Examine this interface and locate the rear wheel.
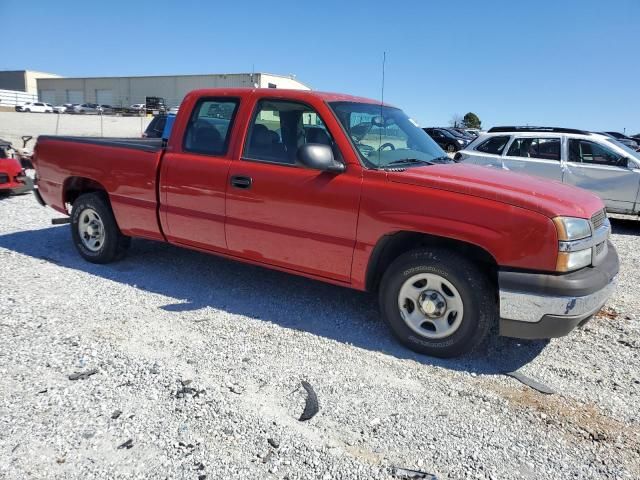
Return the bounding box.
[379,248,495,357]
[71,192,130,263]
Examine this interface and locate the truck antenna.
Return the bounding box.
[377,51,386,168]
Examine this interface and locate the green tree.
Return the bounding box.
[463,112,481,129]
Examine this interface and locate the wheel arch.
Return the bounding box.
[365,230,498,292]
[63,176,109,212]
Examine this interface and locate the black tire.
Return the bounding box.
[446,143,456,153]
[71,192,130,263]
[379,248,496,358]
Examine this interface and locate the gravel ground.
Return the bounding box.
[0,193,638,480]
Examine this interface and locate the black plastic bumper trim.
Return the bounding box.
[498,242,619,298]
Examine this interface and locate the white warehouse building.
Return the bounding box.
[36,72,311,107]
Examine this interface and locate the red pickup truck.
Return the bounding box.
[32,88,618,357]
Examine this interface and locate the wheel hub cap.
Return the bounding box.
[77,208,105,252]
[397,272,464,340]
[419,290,447,318]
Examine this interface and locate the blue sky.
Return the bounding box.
[2,0,639,133]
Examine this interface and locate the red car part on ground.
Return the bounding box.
[0,156,24,192]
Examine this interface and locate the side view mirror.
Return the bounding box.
[297,144,345,173]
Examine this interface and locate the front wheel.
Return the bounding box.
[446,143,456,153]
[379,248,495,358]
[71,192,130,263]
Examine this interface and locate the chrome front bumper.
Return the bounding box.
[498,242,619,339]
[500,274,617,323]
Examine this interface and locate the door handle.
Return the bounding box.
[230,175,252,189]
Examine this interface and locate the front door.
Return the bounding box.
[563,138,640,213]
[225,98,361,282]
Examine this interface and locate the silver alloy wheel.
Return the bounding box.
[77,208,105,252]
[397,273,464,339]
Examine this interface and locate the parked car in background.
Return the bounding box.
[129,104,146,114]
[142,114,168,138]
[444,128,475,141]
[600,131,639,150]
[15,102,54,113]
[450,128,476,139]
[32,88,618,358]
[423,127,471,152]
[464,128,480,137]
[457,126,640,214]
[63,103,79,113]
[0,138,26,194]
[99,105,114,114]
[73,103,102,114]
[53,105,67,114]
[145,96,166,114]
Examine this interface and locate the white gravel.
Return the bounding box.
[0,193,638,479]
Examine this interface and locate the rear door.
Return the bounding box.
[159,96,241,250]
[500,136,562,180]
[225,97,362,282]
[563,138,640,213]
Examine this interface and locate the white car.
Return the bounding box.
[129,104,146,113]
[457,126,640,214]
[15,102,54,113]
[52,105,67,114]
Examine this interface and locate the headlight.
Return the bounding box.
[457,139,465,144]
[556,248,592,272]
[553,217,591,241]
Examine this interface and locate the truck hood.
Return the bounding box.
[387,163,603,218]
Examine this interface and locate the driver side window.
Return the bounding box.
[244,99,336,165]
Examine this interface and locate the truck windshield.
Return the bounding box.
[329,102,449,168]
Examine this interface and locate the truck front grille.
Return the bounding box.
[591,209,606,230]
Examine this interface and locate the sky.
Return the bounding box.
[2,0,639,134]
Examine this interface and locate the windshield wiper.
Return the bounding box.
[431,155,452,163]
[384,158,435,167]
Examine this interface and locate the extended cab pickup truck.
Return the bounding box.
[32,88,619,358]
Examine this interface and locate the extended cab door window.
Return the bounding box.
[183,98,240,156]
[243,99,339,165]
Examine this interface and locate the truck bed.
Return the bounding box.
[34,135,165,241]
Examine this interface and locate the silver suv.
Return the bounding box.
[456,127,640,215]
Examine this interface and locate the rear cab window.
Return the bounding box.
[474,135,511,155]
[183,98,240,156]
